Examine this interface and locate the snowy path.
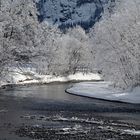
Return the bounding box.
[66,82,140,104]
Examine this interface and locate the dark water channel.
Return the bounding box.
[0,83,140,140]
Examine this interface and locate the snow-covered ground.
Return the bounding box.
[66,82,140,104]
[0,68,101,88]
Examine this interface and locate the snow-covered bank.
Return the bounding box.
[66,82,140,104]
[0,69,101,88]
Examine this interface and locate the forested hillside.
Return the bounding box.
[36,0,116,30]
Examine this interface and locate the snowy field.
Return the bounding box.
[66,82,140,104]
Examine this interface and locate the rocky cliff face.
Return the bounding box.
[36,0,116,30]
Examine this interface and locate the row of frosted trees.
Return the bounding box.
[0,0,93,79]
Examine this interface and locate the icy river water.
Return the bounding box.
[0,83,140,140]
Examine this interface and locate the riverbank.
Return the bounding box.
[0,69,101,89]
[66,82,140,104]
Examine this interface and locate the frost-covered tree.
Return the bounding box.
[65,26,92,74]
[33,22,62,75]
[0,0,40,73]
[50,26,92,75]
[90,0,140,89]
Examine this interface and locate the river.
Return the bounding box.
[0,83,140,140]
